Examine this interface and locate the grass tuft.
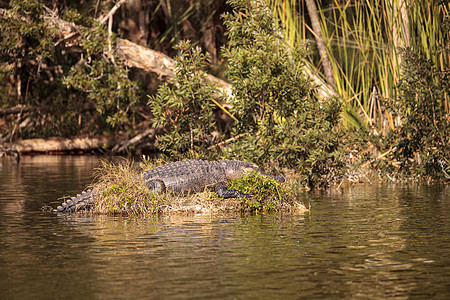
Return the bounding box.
[92,159,163,215]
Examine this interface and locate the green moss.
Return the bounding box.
[228,171,296,213]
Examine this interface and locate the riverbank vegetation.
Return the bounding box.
[1,0,449,188]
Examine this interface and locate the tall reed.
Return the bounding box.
[267,0,449,133]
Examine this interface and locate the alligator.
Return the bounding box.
[54,159,285,213]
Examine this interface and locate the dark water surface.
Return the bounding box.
[0,155,449,299]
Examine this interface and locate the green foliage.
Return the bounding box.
[148,40,222,158]
[0,0,141,138]
[0,0,54,64]
[385,48,449,179]
[228,171,295,213]
[147,0,347,186]
[221,0,345,187]
[0,0,56,111]
[63,22,140,128]
[0,0,78,138]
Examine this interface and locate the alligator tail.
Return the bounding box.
[54,189,96,213]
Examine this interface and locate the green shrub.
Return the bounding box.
[228,171,296,213]
[63,22,140,129]
[221,0,346,187]
[0,0,54,65]
[148,40,223,158]
[0,0,141,135]
[385,47,449,179]
[147,0,349,187]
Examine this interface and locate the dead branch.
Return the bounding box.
[2,6,334,101]
[2,136,118,153]
[112,126,164,153]
[98,0,128,24]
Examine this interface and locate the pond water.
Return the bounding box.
[0,155,449,299]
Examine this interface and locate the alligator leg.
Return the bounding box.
[54,189,95,213]
[145,179,166,192]
[214,181,251,199]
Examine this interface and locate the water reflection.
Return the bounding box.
[48,214,308,299]
[0,156,449,299]
[304,184,450,298]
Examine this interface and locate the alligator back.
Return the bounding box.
[141,159,260,193]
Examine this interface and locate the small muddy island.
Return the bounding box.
[53,158,306,216]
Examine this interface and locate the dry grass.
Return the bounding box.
[86,158,308,216]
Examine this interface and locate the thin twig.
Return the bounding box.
[207,133,248,150]
[98,0,128,24]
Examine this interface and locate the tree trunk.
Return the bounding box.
[304,0,336,88]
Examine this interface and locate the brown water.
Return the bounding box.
[0,155,449,299]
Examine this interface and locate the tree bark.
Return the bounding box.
[304,0,336,88]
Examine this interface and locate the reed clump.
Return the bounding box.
[88,159,307,216]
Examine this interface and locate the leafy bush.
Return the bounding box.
[228,171,298,213]
[0,0,140,137]
[63,22,140,129]
[148,40,223,158]
[221,0,345,187]
[0,0,55,111]
[385,47,449,179]
[0,0,54,66]
[147,0,348,186]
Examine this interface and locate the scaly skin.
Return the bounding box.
[54,159,284,213]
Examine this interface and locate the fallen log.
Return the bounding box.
[0,4,337,154]
[111,126,163,153]
[0,105,35,117]
[40,6,331,99]
[1,4,334,107]
[1,126,165,154]
[2,136,118,154]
